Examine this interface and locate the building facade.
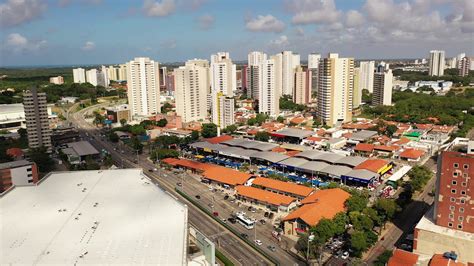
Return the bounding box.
[258,58,279,116]
[308,53,320,95]
[49,76,64,85]
[429,50,445,76]
[0,160,39,193]
[246,51,267,100]
[72,68,86,83]
[352,67,361,109]
[174,59,209,123]
[359,61,375,93]
[23,88,52,152]
[434,151,474,233]
[317,53,354,127]
[458,57,470,77]
[372,68,393,106]
[281,51,300,97]
[211,92,234,129]
[210,52,236,97]
[126,57,161,117]
[118,64,127,81]
[293,65,311,105]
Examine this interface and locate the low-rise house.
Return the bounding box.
[398,148,425,162]
[251,177,314,200]
[0,160,39,193]
[235,185,297,212]
[61,141,100,165]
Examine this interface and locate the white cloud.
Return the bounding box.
[197,14,214,30]
[160,39,177,49]
[246,15,285,33]
[269,35,289,46]
[143,0,176,17]
[5,33,47,53]
[345,10,365,28]
[0,0,47,28]
[286,0,341,25]
[81,41,95,51]
[295,27,305,36]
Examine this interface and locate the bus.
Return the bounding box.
[236,213,255,229]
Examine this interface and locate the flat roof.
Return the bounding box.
[416,208,474,241]
[0,159,33,170]
[235,185,296,206]
[335,156,367,167]
[252,177,314,197]
[343,169,379,181]
[280,143,311,152]
[294,150,327,160]
[220,138,278,151]
[350,130,378,141]
[251,152,289,163]
[277,157,309,168]
[272,128,315,139]
[0,169,187,265]
[66,141,100,157]
[296,161,330,173]
[321,165,352,177]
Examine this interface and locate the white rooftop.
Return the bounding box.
[1,169,187,265]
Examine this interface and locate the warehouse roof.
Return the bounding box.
[66,141,99,157]
[321,165,352,177]
[0,159,34,170]
[335,156,367,167]
[277,157,309,168]
[251,152,289,163]
[272,128,315,139]
[252,177,314,197]
[296,161,330,173]
[350,130,378,141]
[235,186,296,206]
[343,169,379,181]
[0,169,187,265]
[294,150,326,160]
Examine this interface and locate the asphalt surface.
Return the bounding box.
[68,104,303,265]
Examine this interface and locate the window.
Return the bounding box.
[458,224,463,229]
[459,216,464,221]
[448,222,453,227]
[450,206,455,211]
[463,173,468,178]
[453,172,459,177]
[460,207,464,213]
[452,180,457,185]
[462,182,467,187]
[454,163,459,168]
[464,164,469,169]
[460,199,465,204]
[451,189,456,194]
[450,197,456,202]
[461,190,466,195]
[449,214,454,219]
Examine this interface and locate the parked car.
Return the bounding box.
[264,212,269,218]
[260,219,266,225]
[254,240,263,246]
[341,251,349,260]
[228,217,236,224]
[267,245,276,252]
[241,233,248,238]
[268,212,274,219]
[222,219,227,223]
[224,195,229,200]
[195,195,201,199]
[148,169,153,172]
[212,212,219,217]
[176,182,182,187]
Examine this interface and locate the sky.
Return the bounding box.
[0,0,473,66]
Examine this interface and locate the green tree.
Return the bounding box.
[150,149,179,161]
[130,125,146,135]
[363,207,382,226]
[247,118,257,126]
[386,124,398,137]
[161,102,173,113]
[156,118,168,127]
[254,131,270,142]
[374,250,393,266]
[131,137,143,153]
[119,118,127,127]
[346,194,369,212]
[255,113,268,125]
[332,212,348,235]
[28,147,55,172]
[276,116,285,123]
[108,132,119,143]
[223,124,237,134]
[190,130,200,141]
[350,230,368,257]
[374,198,400,222]
[201,123,218,138]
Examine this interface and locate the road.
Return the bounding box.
[68,104,302,265]
[364,156,438,264]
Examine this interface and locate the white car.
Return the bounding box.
[254,240,262,246]
[341,251,349,260]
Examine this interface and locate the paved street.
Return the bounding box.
[68,104,303,265]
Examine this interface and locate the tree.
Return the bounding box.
[119,118,127,127]
[131,137,143,153]
[276,116,285,123]
[223,124,237,134]
[350,230,368,257]
[311,219,336,244]
[374,198,400,222]
[201,123,218,138]
[255,113,268,125]
[108,132,119,143]
[255,131,270,142]
[156,118,168,127]
[247,118,257,126]
[346,194,369,212]
[363,207,382,226]
[130,125,146,135]
[374,250,393,266]
[349,211,374,232]
[386,125,398,137]
[190,130,200,141]
[28,147,55,172]
[161,102,173,113]
[332,212,348,235]
[150,149,179,161]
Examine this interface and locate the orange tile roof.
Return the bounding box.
[286,150,301,157]
[247,129,259,135]
[374,145,400,152]
[388,249,419,266]
[429,254,465,266]
[205,135,233,144]
[342,132,353,139]
[415,123,434,130]
[306,136,323,142]
[203,167,252,186]
[271,147,287,153]
[290,117,306,124]
[354,159,389,173]
[283,188,350,226]
[342,122,374,130]
[400,148,425,159]
[162,158,214,172]
[6,148,24,158]
[431,125,455,133]
[354,143,374,152]
[393,137,411,145]
[252,177,314,197]
[236,186,296,206]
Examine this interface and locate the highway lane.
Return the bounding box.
[68,105,275,265]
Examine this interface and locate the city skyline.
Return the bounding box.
[1,0,473,66]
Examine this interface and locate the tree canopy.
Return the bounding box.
[201,123,218,138]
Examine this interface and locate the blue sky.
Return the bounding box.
[1,0,473,66]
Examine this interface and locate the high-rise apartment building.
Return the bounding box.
[317,53,354,126]
[429,50,445,76]
[281,51,300,97]
[23,88,52,152]
[352,67,361,109]
[100,66,110,88]
[372,66,393,106]
[73,68,86,83]
[174,59,209,123]
[293,66,311,105]
[118,64,127,81]
[359,61,375,93]
[246,51,267,100]
[107,65,118,81]
[159,67,167,91]
[49,76,64,85]
[126,57,161,117]
[86,69,107,87]
[258,58,279,116]
[458,57,470,77]
[212,92,234,129]
[270,53,283,99]
[210,52,236,97]
[308,53,321,94]
[434,151,474,233]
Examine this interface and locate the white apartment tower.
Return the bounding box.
[23,88,52,153]
[458,57,470,77]
[280,51,300,96]
[317,53,354,127]
[359,61,375,93]
[258,58,279,116]
[126,57,161,117]
[100,66,110,88]
[270,53,283,99]
[73,68,86,84]
[174,59,209,123]
[107,66,118,81]
[212,93,234,129]
[86,69,98,86]
[308,53,321,94]
[246,51,267,100]
[429,50,445,76]
[210,52,236,97]
[118,64,127,81]
[352,67,362,109]
[372,66,393,106]
[293,65,311,105]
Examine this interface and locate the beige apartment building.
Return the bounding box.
[23,88,52,152]
[293,65,311,105]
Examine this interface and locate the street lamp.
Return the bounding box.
[307,233,315,262]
